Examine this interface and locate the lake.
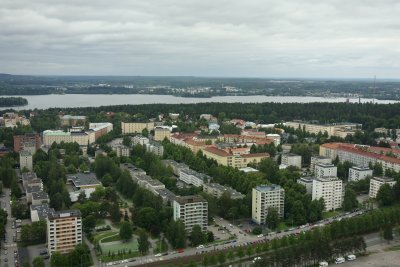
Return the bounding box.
[0,94,398,110]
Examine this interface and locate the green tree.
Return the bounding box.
[189,225,206,246]
[119,221,133,241]
[382,225,393,243]
[376,184,395,206]
[50,252,65,267]
[109,202,121,222]
[32,256,45,267]
[217,252,226,265]
[343,188,358,211]
[266,207,279,230]
[138,230,150,255]
[82,214,96,233]
[166,219,187,249]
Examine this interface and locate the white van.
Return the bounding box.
[346,255,356,261]
[335,257,345,264]
[319,261,329,267]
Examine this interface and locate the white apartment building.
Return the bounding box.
[145,141,164,157]
[203,183,245,199]
[47,210,82,254]
[297,177,315,194]
[310,156,331,174]
[266,134,281,146]
[173,195,208,232]
[132,135,150,146]
[369,176,396,198]
[20,150,33,171]
[121,122,155,134]
[281,153,302,169]
[252,185,285,225]
[179,169,211,187]
[348,167,373,182]
[315,163,337,178]
[112,145,130,157]
[312,177,343,211]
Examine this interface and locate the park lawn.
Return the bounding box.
[277,222,290,231]
[322,211,340,219]
[101,234,121,243]
[385,245,400,251]
[93,231,118,243]
[100,238,139,255]
[100,251,140,262]
[96,219,106,226]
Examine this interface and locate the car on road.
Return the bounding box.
[335,257,345,264]
[196,245,204,249]
[252,256,262,263]
[346,255,356,261]
[319,261,329,267]
[257,234,264,238]
[155,253,162,257]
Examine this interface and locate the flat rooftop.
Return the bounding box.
[26,185,42,193]
[372,176,395,182]
[67,173,101,187]
[350,166,372,171]
[48,209,81,220]
[180,169,210,180]
[255,184,283,192]
[30,204,55,220]
[32,191,49,200]
[174,195,207,205]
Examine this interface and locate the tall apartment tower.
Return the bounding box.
[173,195,208,232]
[312,177,343,211]
[47,210,82,254]
[252,185,285,225]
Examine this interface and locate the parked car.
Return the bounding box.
[319,261,329,267]
[196,245,204,249]
[346,255,356,261]
[335,257,345,264]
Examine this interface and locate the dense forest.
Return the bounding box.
[0,97,28,107]
[1,74,400,99]
[11,102,400,132]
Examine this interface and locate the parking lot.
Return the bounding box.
[340,250,400,267]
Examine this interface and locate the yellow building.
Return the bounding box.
[154,126,171,141]
[286,121,360,138]
[202,146,268,168]
[121,122,155,134]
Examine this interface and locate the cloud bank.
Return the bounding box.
[1,0,399,78]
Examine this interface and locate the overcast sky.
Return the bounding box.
[1,0,399,78]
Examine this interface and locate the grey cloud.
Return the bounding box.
[0,0,399,77]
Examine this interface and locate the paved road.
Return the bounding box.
[0,188,19,267]
[100,210,366,267]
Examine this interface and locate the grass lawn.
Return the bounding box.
[96,219,106,226]
[278,222,290,231]
[100,238,139,255]
[322,211,340,219]
[101,234,121,243]
[100,251,140,262]
[385,245,400,251]
[93,231,119,243]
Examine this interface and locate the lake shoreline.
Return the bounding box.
[0,94,398,111]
